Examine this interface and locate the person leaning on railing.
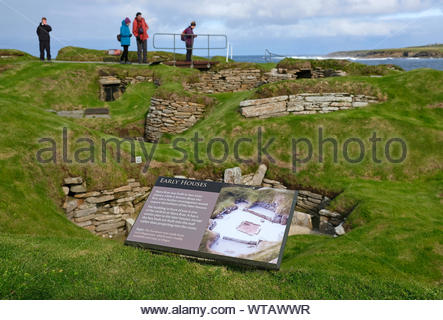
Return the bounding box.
[182,21,197,62]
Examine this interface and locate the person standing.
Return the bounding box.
[132,12,149,64]
[36,17,52,61]
[119,17,132,64]
[182,21,197,62]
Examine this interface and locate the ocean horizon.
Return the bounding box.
[232,55,443,71]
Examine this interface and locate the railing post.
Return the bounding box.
[173,34,176,67]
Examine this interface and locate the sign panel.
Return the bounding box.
[125,176,298,269]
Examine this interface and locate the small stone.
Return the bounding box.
[86,195,115,204]
[224,167,242,184]
[62,186,70,196]
[110,206,123,214]
[252,164,267,186]
[335,224,346,236]
[128,182,141,188]
[74,214,97,223]
[73,206,98,218]
[125,218,135,232]
[70,183,87,194]
[75,220,92,228]
[64,197,78,213]
[63,177,83,185]
[74,191,101,198]
[95,220,126,232]
[319,209,341,218]
[113,185,131,193]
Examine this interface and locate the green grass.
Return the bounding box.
[0,51,442,299]
[56,46,228,63]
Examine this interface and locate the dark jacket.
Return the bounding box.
[183,26,197,48]
[36,23,52,41]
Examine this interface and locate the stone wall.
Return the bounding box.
[266,67,346,82]
[62,177,150,238]
[240,93,378,118]
[145,97,206,142]
[183,68,263,93]
[183,66,347,94]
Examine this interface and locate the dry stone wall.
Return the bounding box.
[62,177,150,237]
[183,68,264,93]
[240,93,378,118]
[183,66,347,94]
[144,97,206,142]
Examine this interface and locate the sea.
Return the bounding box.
[231,55,443,71]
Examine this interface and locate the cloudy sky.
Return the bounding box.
[0,0,442,57]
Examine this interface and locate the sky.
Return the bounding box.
[0,0,442,57]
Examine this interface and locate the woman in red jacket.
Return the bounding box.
[132,12,149,64]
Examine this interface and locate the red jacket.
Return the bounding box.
[132,17,149,40]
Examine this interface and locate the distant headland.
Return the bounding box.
[327,44,443,58]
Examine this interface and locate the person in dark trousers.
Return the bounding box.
[182,21,197,62]
[119,17,132,64]
[36,17,52,61]
[132,12,149,63]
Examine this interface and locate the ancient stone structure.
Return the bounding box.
[61,166,346,239]
[240,93,379,118]
[144,97,206,142]
[183,68,264,93]
[62,177,150,237]
[99,75,153,101]
[269,67,346,80]
[183,65,346,94]
[99,76,125,101]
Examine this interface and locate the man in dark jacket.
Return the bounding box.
[183,21,197,62]
[36,17,52,61]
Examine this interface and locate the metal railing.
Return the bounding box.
[153,33,228,66]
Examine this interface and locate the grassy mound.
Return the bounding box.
[0,49,37,60]
[254,78,386,100]
[277,57,403,75]
[56,46,224,63]
[0,54,442,299]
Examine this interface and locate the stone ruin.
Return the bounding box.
[61,164,348,238]
[62,177,150,237]
[99,75,153,101]
[144,97,206,142]
[240,93,379,119]
[183,64,346,94]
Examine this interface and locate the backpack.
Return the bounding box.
[181,29,187,41]
[117,34,121,42]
